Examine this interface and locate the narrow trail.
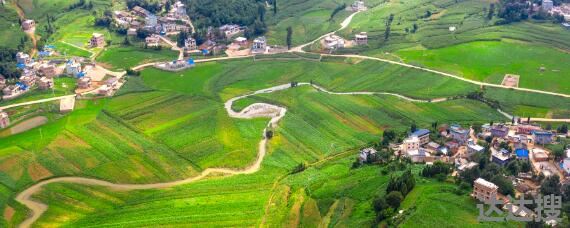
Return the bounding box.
[11,1,37,57]
[290,11,360,52]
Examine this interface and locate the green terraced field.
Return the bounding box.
[0,57,568,227]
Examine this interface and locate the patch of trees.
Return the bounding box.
[373,170,415,223]
[421,161,452,180]
[497,0,530,23]
[0,48,22,79]
[384,14,395,41]
[290,162,306,174]
[330,3,346,21]
[177,31,189,48]
[67,0,93,10]
[188,0,266,28]
[459,162,515,197]
[126,68,141,76]
[286,26,292,50]
[126,0,162,13]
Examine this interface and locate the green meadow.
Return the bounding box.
[397,41,570,94]
[0,5,27,49]
[96,46,179,71]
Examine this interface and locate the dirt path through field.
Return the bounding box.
[11,1,37,57]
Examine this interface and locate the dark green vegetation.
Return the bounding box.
[3,58,568,226]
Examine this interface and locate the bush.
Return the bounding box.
[386,191,404,209]
[373,197,388,212]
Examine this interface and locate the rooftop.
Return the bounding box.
[475,178,498,190]
[411,129,430,137]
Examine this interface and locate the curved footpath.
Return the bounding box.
[14,82,453,228]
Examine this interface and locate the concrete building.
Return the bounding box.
[533,148,549,162]
[16,52,31,65]
[563,149,570,175]
[184,37,197,50]
[132,6,151,17]
[0,111,9,129]
[402,136,420,152]
[351,0,368,11]
[174,1,186,17]
[491,124,509,138]
[467,143,485,155]
[0,75,5,90]
[2,85,23,100]
[543,0,554,11]
[90,33,105,47]
[219,24,241,38]
[234,37,247,46]
[145,14,158,28]
[407,148,430,163]
[472,178,498,202]
[410,129,430,145]
[533,131,553,145]
[252,36,267,52]
[19,75,36,87]
[492,149,511,166]
[127,28,137,36]
[354,32,368,45]
[517,124,542,135]
[22,19,35,30]
[38,77,54,90]
[146,34,161,47]
[66,59,82,76]
[78,77,92,89]
[323,34,345,49]
[450,124,470,144]
[39,63,57,78]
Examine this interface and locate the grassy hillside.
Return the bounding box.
[0,4,27,49]
[337,0,570,94]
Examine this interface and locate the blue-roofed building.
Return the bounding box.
[532,131,554,145]
[410,129,430,145]
[515,148,529,160]
[76,71,86,78]
[187,58,195,65]
[201,49,209,55]
[16,63,26,69]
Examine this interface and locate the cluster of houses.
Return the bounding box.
[114,1,191,37]
[322,32,368,50]
[542,0,570,22]
[0,51,112,100]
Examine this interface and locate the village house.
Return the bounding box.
[0,75,6,90]
[467,142,485,155]
[234,37,247,46]
[130,20,142,29]
[543,0,554,11]
[517,124,542,135]
[532,131,553,145]
[98,85,113,96]
[351,0,368,11]
[21,19,35,30]
[563,149,570,176]
[0,111,9,129]
[354,32,368,45]
[38,77,54,90]
[425,142,441,151]
[449,124,470,144]
[515,148,529,160]
[407,148,430,163]
[19,75,37,87]
[445,141,460,154]
[491,124,509,138]
[127,28,138,36]
[145,14,158,28]
[219,24,242,38]
[252,36,267,52]
[456,158,478,171]
[324,34,345,49]
[78,77,92,89]
[59,96,75,113]
[175,24,190,32]
[532,148,549,162]
[401,136,420,152]
[39,63,58,78]
[472,178,498,202]
[161,23,177,32]
[174,1,186,17]
[66,59,82,77]
[90,33,105,48]
[106,77,119,88]
[358,147,377,163]
[551,3,570,21]
[16,52,31,65]
[146,34,161,47]
[410,129,430,145]
[132,6,151,18]
[492,149,511,166]
[2,85,23,100]
[184,37,197,51]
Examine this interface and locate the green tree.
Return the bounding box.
[286,26,292,50]
[541,175,561,196]
[386,191,404,209]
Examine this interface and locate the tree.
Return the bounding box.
[540,175,561,196]
[286,26,293,50]
[386,191,404,209]
[490,175,515,196]
[410,123,417,133]
[257,3,266,22]
[123,36,130,45]
[411,23,418,33]
[177,31,189,48]
[487,3,495,20]
[554,149,565,161]
[373,197,388,212]
[330,3,346,21]
[273,0,277,15]
[558,124,568,134]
